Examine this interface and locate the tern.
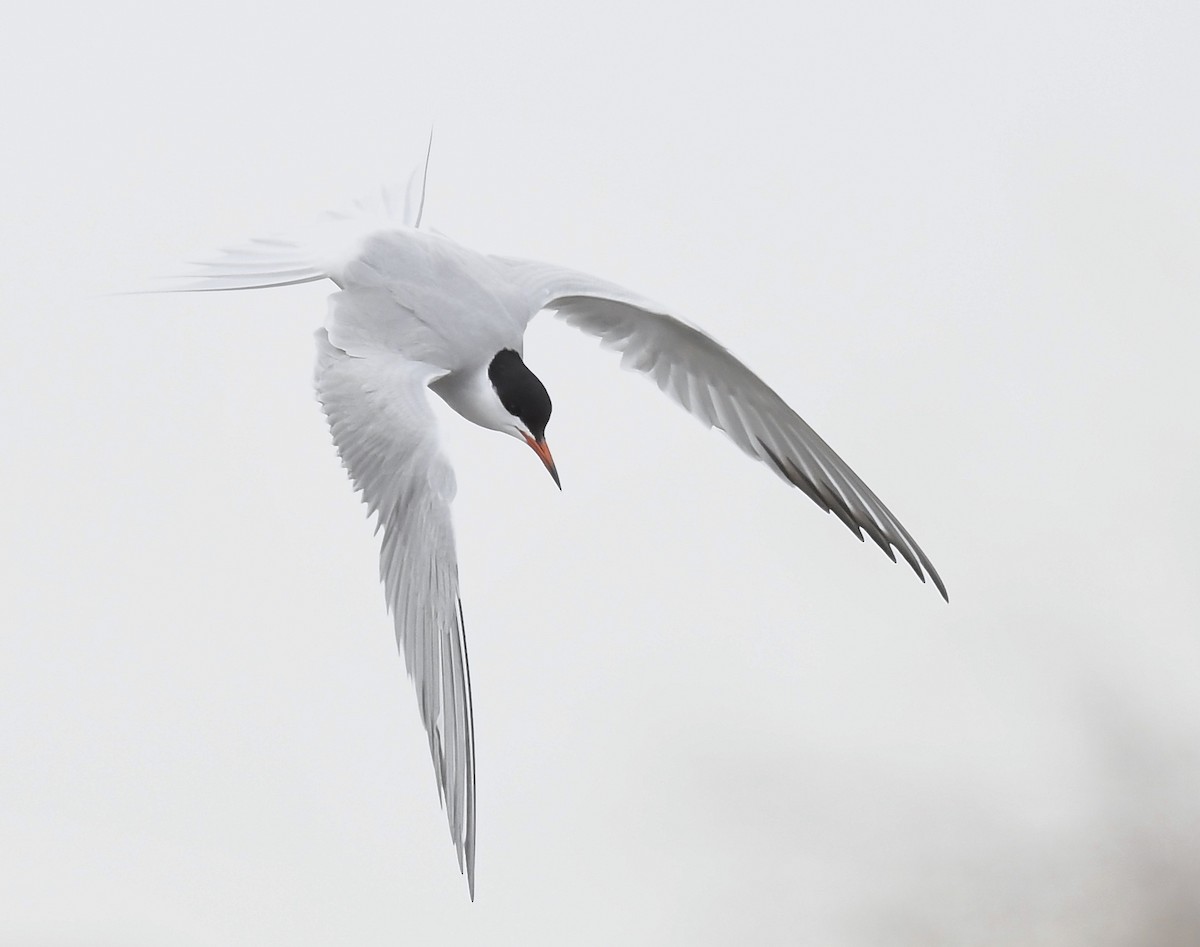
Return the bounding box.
[157,149,946,899]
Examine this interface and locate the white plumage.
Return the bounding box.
[155,148,946,899]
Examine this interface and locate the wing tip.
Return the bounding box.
[931,569,950,603]
[754,439,949,601]
[906,550,950,603]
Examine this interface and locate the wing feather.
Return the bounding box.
[494,258,947,600]
[314,329,478,897]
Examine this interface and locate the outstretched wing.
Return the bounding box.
[314,329,477,897]
[496,258,947,601]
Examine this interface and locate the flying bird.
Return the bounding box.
[156,149,947,899]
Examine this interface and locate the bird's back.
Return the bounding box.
[163,198,534,375]
[328,228,530,373]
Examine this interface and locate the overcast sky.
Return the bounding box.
[3,2,1199,944]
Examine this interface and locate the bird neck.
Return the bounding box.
[430,365,517,435]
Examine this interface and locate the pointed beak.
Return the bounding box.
[523,433,561,490]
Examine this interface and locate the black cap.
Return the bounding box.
[488,349,552,440]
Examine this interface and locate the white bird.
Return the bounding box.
[156,148,946,899]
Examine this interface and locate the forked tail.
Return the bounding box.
[148,133,434,293]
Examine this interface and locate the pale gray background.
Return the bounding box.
[3,2,1198,944]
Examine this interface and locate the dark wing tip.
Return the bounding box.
[756,437,948,601]
[910,553,950,603]
[458,595,478,901]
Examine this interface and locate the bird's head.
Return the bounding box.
[487,348,560,489]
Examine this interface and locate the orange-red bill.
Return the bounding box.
[523,433,561,490]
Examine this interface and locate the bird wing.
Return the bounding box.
[314,328,477,897]
[494,257,947,601]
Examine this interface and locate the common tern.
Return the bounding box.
[156,150,946,899]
